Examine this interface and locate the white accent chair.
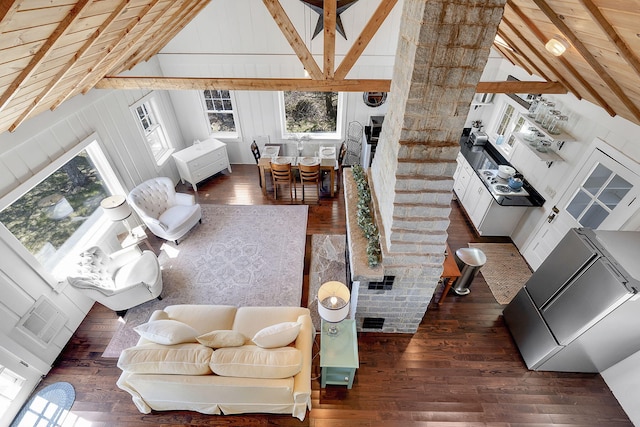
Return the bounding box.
[127,177,202,244]
[67,246,163,315]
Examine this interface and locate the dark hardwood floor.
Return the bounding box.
[36,165,631,426]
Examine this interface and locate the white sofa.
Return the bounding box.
[116,305,313,420]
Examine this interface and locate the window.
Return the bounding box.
[202,90,238,136]
[280,91,342,138]
[566,163,632,228]
[131,94,173,165]
[0,136,125,285]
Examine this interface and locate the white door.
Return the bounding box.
[0,346,42,427]
[523,147,640,270]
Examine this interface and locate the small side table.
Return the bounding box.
[118,225,153,252]
[437,243,462,305]
[320,319,359,389]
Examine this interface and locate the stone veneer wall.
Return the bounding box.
[362,0,506,333]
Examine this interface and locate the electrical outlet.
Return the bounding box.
[545,185,556,199]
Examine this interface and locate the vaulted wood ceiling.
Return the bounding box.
[1,0,639,136]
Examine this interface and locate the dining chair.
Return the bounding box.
[322,142,347,194]
[299,162,321,203]
[270,161,296,202]
[250,141,263,187]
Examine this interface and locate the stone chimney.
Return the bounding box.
[350,0,506,333]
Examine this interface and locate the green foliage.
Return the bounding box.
[0,152,108,254]
[284,91,338,133]
[351,165,381,267]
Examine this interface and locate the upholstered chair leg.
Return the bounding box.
[116,310,127,318]
[157,295,163,301]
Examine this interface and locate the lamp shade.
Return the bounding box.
[545,36,569,56]
[318,281,350,323]
[100,195,131,222]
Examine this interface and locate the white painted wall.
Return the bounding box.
[157,0,400,164]
[0,58,184,374]
[0,0,638,421]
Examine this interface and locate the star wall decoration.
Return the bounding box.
[300,0,360,40]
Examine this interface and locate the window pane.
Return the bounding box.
[567,189,591,220]
[146,128,165,156]
[203,90,237,133]
[598,174,632,209]
[581,203,609,228]
[208,112,236,132]
[284,91,337,133]
[496,105,514,136]
[0,150,109,274]
[584,164,612,195]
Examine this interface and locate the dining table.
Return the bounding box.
[258,146,337,197]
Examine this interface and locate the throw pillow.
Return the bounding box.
[210,346,302,379]
[118,343,212,375]
[134,319,198,345]
[252,321,301,349]
[197,330,247,348]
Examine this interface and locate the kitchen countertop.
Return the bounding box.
[459,135,545,207]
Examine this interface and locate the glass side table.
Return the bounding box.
[320,319,359,389]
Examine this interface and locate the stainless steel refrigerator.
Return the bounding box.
[503,228,640,372]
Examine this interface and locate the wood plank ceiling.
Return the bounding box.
[0,0,639,136]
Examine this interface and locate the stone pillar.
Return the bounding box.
[362,0,505,332]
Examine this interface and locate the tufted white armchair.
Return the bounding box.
[67,245,163,315]
[127,177,202,244]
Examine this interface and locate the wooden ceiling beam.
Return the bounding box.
[51,0,164,110]
[9,0,131,132]
[497,28,546,79]
[323,0,335,79]
[0,1,19,33]
[95,76,391,91]
[507,1,612,110]
[493,43,517,68]
[262,0,322,80]
[0,0,92,113]
[530,0,640,120]
[579,0,640,80]
[334,0,398,80]
[115,0,197,74]
[95,76,564,95]
[84,1,180,94]
[500,20,557,82]
[476,81,566,94]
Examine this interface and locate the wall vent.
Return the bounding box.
[362,317,385,329]
[17,296,68,347]
[368,275,395,290]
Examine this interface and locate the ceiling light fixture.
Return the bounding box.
[545,36,569,56]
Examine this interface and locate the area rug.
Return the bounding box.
[468,242,532,305]
[103,204,308,357]
[11,382,75,427]
[308,234,347,331]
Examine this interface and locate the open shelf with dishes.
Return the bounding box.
[514,113,574,167]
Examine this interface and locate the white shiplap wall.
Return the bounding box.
[157,0,403,163]
[0,58,184,370]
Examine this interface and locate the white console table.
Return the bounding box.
[172,137,231,191]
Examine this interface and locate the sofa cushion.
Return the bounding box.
[163,305,237,335]
[210,346,302,379]
[118,343,213,375]
[252,322,301,349]
[197,330,247,348]
[134,319,198,345]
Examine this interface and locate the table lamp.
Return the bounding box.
[318,281,350,336]
[100,195,132,235]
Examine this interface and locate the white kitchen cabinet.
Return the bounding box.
[454,154,527,236]
[453,153,472,200]
[172,137,231,191]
